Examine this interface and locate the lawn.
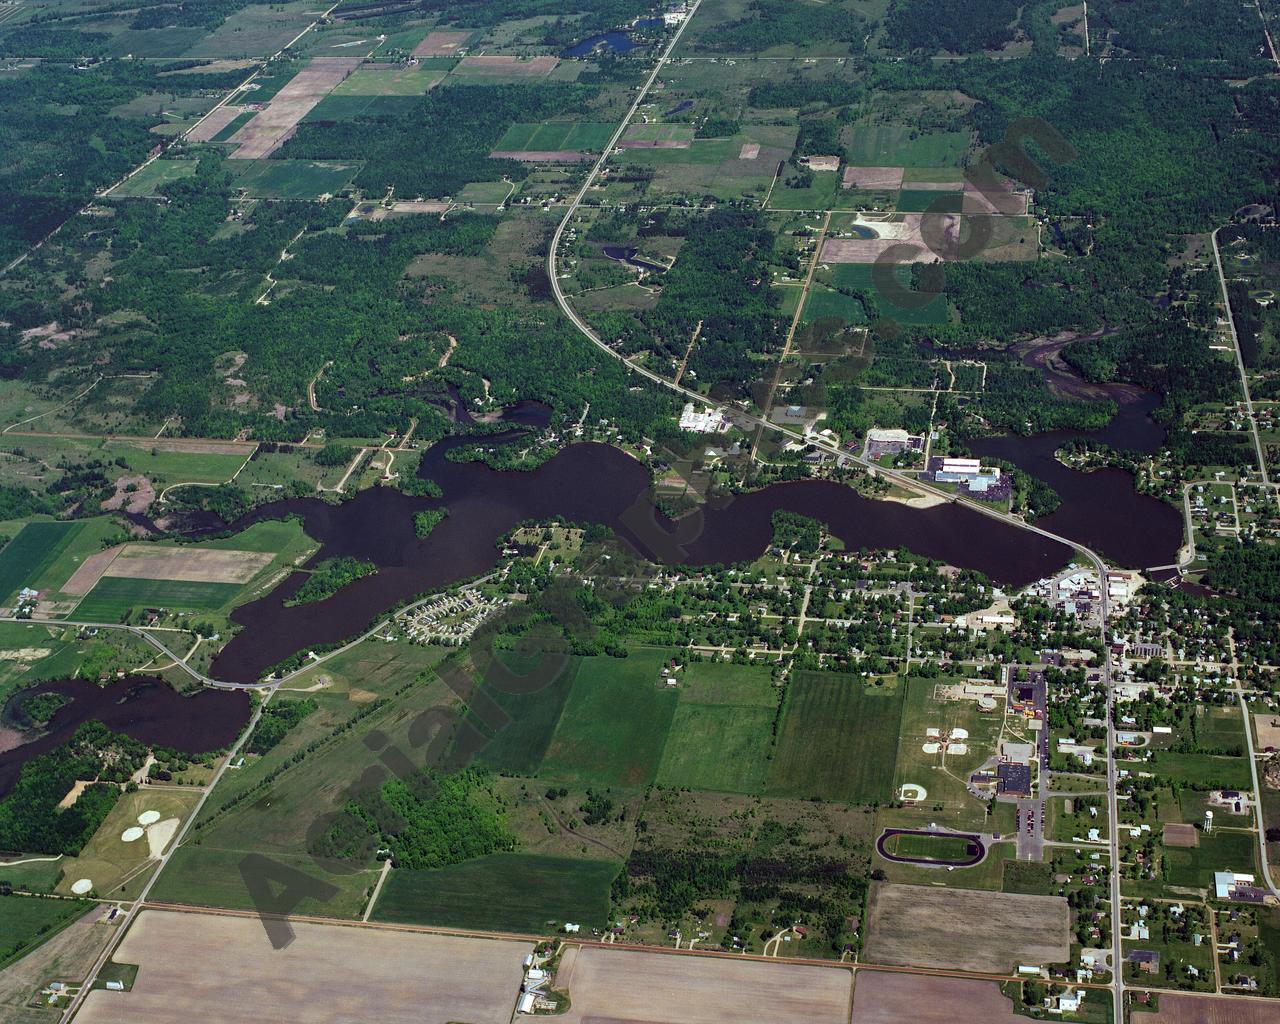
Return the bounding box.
[1164,828,1258,889]
[765,670,904,803]
[371,853,617,933]
[1148,751,1253,791]
[539,650,678,789]
[0,895,90,971]
[231,159,360,199]
[109,159,198,198]
[0,521,84,604]
[55,789,200,901]
[75,577,243,620]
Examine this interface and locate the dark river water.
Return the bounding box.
[0,677,249,797]
[207,428,1069,683]
[965,332,1182,569]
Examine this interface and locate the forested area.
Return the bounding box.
[283,84,595,200]
[0,60,248,263]
[0,722,146,856]
[245,697,318,755]
[883,0,1020,54]
[701,0,866,53]
[288,558,378,606]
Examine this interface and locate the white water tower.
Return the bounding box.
[1204,810,1214,834]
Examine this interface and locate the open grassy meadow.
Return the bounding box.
[766,671,904,803]
[371,853,617,932]
[1163,827,1258,889]
[74,577,243,620]
[539,650,678,790]
[656,661,779,794]
[0,895,91,971]
[0,521,86,604]
[466,649,579,776]
[231,159,360,199]
[494,121,616,153]
[109,159,198,198]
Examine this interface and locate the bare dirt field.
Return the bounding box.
[842,165,905,190]
[413,30,472,56]
[962,180,1028,215]
[490,149,592,162]
[100,475,156,515]
[1254,712,1280,750]
[187,105,244,143]
[851,970,1027,1024]
[1164,823,1200,848]
[63,546,124,596]
[457,55,559,77]
[1142,992,1280,1024]
[739,142,760,159]
[554,945,851,1024]
[75,910,530,1024]
[864,883,1069,973]
[0,906,117,1024]
[823,214,960,263]
[229,58,362,159]
[390,200,452,214]
[102,545,272,584]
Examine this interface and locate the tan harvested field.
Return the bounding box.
[864,883,1069,973]
[1164,823,1200,847]
[490,149,593,162]
[106,545,272,583]
[0,906,116,1024]
[62,546,124,596]
[842,165,905,190]
[851,970,1026,1024]
[739,142,760,159]
[457,54,559,77]
[1254,712,1280,750]
[105,438,252,457]
[75,910,530,1024]
[1142,992,1280,1024]
[413,29,472,56]
[390,200,452,214]
[554,946,851,1024]
[962,180,1029,215]
[229,58,362,159]
[187,105,244,143]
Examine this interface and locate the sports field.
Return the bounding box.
[880,831,978,863]
[766,671,904,803]
[75,909,530,1024]
[372,853,617,932]
[74,577,242,619]
[539,650,678,789]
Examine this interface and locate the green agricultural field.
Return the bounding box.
[539,650,678,789]
[494,121,616,152]
[844,125,974,168]
[210,109,256,143]
[371,853,617,933]
[895,188,963,213]
[766,670,904,803]
[467,650,579,776]
[655,661,779,794]
[457,180,514,205]
[1163,828,1258,889]
[0,895,91,971]
[75,577,242,620]
[109,159,198,198]
[801,284,871,326]
[0,521,85,604]
[184,0,320,58]
[329,63,447,97]
[829,263,951,325]
[231,160,360,199]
